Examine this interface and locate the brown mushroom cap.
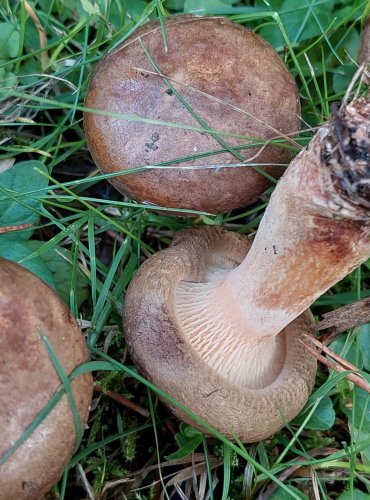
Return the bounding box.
[124,226,317,442]
[0,259,92,499]
[84,15,300,213]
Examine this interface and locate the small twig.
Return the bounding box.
[93,384,150,417]
[299,335,370,393]
[316,297,370,338]
[304,335,359,370]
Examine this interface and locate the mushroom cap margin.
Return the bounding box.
[124,226,317,442]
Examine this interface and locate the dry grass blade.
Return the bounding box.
[0,158,16,174]
[115,453,218,492]
[24,2,49,71]
[0,78,58,121]
[173,483,189,500]
[127,456,221,499]
[163,461,220,500]
[300,335,370,393]
[311,469,320,500]
[165,458,221,487]
[257,447,338,500]
[0,223,33,234]
[98,478,133,499]
[77,463,95,500]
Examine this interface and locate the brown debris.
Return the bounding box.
[300,334,370,393]
[93,384,150,418]
[316,297,370,336]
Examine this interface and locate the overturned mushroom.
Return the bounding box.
[0,259,93,499]
[84,15,300,213]
[124,97,370,442]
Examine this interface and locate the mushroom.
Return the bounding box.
[124,96,370,442]
[0,259,93,499]
[84,15,300,213]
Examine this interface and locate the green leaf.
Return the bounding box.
[338,490,370,500]
[164,0,185,10]
[349,426,370,466]
[179,422,203,438]
[332,63,357,95]
[18,59,41,85]
[330,26,360,62]
[165,433,203,460]
[348,387,370,431]
[25,241,89,306]
[0,160,48,241]
[359,324,370,372]
[1,71,17,87]
[184,0,237,13]
[125,0,149,20]
[0,240,55,288]
[0,22,19,59]
[292,395,335,430]
[257,0,335,48]
[269,485,308,500]
[330,334,363,370]
[343,383,370,464]
[80,0,101,16]
[165,424,203,460]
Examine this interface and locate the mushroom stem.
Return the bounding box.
[175,97,370,387]
[227,98,370,336]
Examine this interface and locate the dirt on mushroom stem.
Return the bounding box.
[327,98,370,208]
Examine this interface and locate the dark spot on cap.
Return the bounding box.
[22,481,39,493]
